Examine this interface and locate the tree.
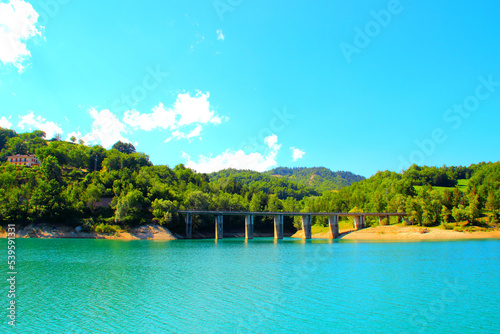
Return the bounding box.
[485,191,498,224]
[467,191,481,223]
[249,192,267,212]
[41,155,63,183]
[112,141,136,154]
[266,194,282,212]
[51,134,62,141]
[2,137,27,157]
[152,198,176,225]
[70,136,76,143]
[184,190,210,211]
[452,204,469,223]
[440,205,451,225]
[85,183,105,213]
[0,128,17,152]
[405,197,422,226]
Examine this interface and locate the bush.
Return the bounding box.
[94,223,123,235]
[441,223,454,230]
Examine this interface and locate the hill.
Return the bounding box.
[265,167,365,192]
[208,168,320,200]
[0,127,498,234]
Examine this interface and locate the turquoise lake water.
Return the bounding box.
[2,238,500,333]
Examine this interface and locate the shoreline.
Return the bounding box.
[2,224,500,241]
[292,225,500,241]
[0,223,178,240]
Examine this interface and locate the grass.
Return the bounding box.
[457,179,470,191]
[311,221,354,234]
[414,179,470,194]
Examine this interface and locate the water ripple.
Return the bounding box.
[3,238,500,333]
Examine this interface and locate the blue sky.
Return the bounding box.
[1,0,499,177]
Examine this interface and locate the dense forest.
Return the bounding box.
[0,128,498,235]
[265,167,365,192]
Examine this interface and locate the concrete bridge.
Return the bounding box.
[177,211,407,240]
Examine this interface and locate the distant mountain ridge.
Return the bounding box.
[265,167,365,192]
[210,167,364,194]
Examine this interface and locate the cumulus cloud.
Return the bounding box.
[174,91,222,127]
[17,111,62,139]
[183,134,281,173]
[123,91,225,142]
[0,116,12,128]
[81,108,129,148]
[216,29,224,41]
[123,102,176,131]
[0,0,42,72]
[291,147,305,161]
[165,125,203,143]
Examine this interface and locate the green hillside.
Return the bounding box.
[265,167,365,192]
[209,169,320,200]
[1,127,498,233]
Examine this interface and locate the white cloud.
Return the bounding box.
[81,108,129,148]
[123,91,225,141]
[165,124,203,143]
[123,103,177,131]
[0,116,12,128]
[0,0,42,72]
[174,91,221,127]
[216,29,225,41]
[291,147,305,161]
[265,134,278,148]
[183,134,281,173]
[17,111,62,139]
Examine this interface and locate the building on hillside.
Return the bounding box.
[6,154,41,167]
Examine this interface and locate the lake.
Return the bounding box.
[3,238,500,333]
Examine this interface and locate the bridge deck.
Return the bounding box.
[177,210,406,217]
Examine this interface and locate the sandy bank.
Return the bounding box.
[293,225,500,241]
[1,224,177,240]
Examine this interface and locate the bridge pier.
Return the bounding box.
[215,214,223,239]
[387,215,390,225]
[379,215,390,226]
[302,215,311,239]
[274,215,284,239]
[245,214,253,239]
[328,215,339,238]
[354,215,365,230]
[185,213,193,239]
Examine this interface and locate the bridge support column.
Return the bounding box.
[245,214,254,239]
[215,215,223,239]
[302,215,311,239]
[354,215,364,230]
[274,215,283,239]
[185,213,193,239]
[328,215,339,238]
[386,215,390,225]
